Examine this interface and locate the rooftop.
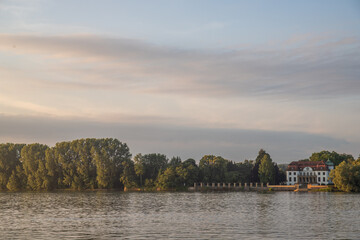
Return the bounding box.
[287,160,329,171]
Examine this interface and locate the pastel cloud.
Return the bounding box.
[0,33,359,162]
[0,34,359,99]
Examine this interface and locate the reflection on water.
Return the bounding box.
[0,191,359,239]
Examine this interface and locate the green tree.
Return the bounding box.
[21,143,50,190]
[156,162,197,189]
[156,167,176,189]
[92,138,131,189]
[53,139,100,190]
[7,165,26,191]
[134,153,168,184]
[258,155,275,184]
[309,150,354,166]
[237,160,254,183]
[175,165,188,185]
[199,155,227,183]
[180,158,199,186]
[0,143,25,190]
[73,139,97,189]
[134,154,145,187]
[330,160,360,192]
[169,156,182,167]
[251,149,271,183]
[225,160,245,183]
[6,169,21,191]
[53,141,78,189]
[120,159,138,189]
[276,167,287,184]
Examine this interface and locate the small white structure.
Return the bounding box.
[286,160,334,185]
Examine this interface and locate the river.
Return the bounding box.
[0,191,359,239]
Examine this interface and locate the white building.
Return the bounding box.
[286,160,334,185]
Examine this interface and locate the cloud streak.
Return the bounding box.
[0,33,359,99]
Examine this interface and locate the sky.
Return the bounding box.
[0,0,359,163]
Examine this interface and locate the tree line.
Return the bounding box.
[0,138,286,191]
[0,138,358,192]
[0,139,132,191]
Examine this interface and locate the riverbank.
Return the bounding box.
[0,184,339,193]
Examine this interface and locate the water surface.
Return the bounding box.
[0,191,359,239]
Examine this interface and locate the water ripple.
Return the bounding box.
[0,192,359,239]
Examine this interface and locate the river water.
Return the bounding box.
[0,191,359,239]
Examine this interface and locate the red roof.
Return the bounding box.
[287,161,328,171]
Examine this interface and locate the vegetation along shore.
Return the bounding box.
[0,138,359,192]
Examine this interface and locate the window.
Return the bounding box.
[289,177,292,181]
[294,177,296,182]
[318,172,320,175]
[318,177,321,182]
[289,172,292,175]
[323,172,325,175]
[323,177,325,182]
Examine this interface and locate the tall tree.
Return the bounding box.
[21,143,50,190]
[0,143,25,190]
[54,141,78,189]
[92,138,131,189]
[44,148,59,190]
[74,139,97,189]
[251,149,271,183]
[258,155,275,184]
[134,154,145,187]
[120,159,138,189]
[181,158,199,186]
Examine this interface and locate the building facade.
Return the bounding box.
[286,160,334,185]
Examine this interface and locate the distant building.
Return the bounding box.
[286,160,334,185]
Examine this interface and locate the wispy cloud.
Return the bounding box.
[0,33,359,99]
[1,33,359,153]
